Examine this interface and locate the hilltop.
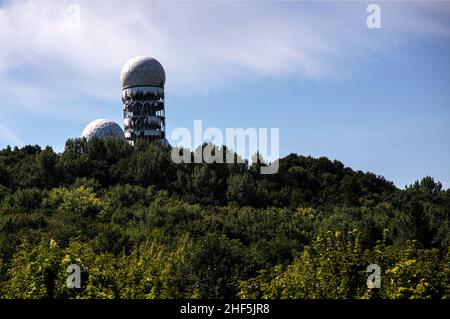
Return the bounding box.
[0,138,449,298]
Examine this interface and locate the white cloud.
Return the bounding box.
[0,0,449,110]
[0,123,24,147]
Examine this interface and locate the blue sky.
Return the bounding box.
[0,1,449,189]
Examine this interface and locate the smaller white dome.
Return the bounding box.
[81,119,125,141]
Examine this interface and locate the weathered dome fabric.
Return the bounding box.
[81,119,125,141]
[121,56,166,89]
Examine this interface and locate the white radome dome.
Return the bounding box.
[120,55,165,89]
[81,119,125,141]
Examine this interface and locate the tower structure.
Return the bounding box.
[120,56,166,145]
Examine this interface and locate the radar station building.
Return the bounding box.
[120,56,166,145]
[81,55,168,146]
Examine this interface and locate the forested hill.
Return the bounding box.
[0,138,404,208]
[0,138,449,299]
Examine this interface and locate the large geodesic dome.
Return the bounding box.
[81,119,125,142]
[120,55,166,89]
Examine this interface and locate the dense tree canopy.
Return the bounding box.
[0,138,449,298]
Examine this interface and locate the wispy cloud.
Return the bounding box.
[0,0,449,111]
[0,123,24,147]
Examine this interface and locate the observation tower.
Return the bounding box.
[120,56,166,145]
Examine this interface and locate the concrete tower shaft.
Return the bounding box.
[120,56,166,144]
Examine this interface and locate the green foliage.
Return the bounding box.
[227,173,256,206]
[2,240,63,298]
[0,141,448,299]
[238,232,450,299]
[183,233,251,298]
[44,186,103,218]
[238,230,368,299]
